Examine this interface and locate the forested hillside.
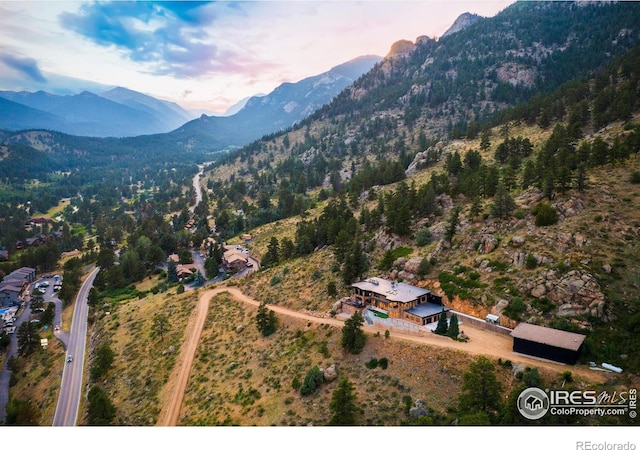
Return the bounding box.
[198,1,640,374]
[3,1,640,427]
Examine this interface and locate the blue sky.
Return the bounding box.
[0,1,514,113]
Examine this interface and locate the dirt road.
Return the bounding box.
[156,286,609,426]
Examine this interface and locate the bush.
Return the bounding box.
[415,227,432,246]
[525,254,538,269]
[533,201,558,227]
[630,171,640,184]
[300,366,324,396]
[366,358,379,369]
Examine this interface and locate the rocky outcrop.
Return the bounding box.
[441,12,482,38]
[386,39,416,58]
[406,142,445,175]
[479,233,498,253]
[518,270,606,319]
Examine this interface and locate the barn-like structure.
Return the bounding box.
[510,323,586,365]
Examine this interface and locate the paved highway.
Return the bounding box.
[52,267,99,426]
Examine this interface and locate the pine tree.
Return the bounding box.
[447,313,460,339]
[341,312,366,354]
[328,377,360,425]
[256,302,278,337]
[457,355,503,421]
[261,237,280,268]
[167,260,178,283]
[300,366,324,396]
[434,309,448,335]
[490,182,516,219]
[444,206,460,243]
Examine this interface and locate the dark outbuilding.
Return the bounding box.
[510,323,586,365]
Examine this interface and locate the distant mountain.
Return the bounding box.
[0,88,194,138]
[0,96,67,131]
[99,87,196,130]
[223,94,266,117]
[168,54,382,151]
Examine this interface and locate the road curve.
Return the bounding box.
[156,285,607,426]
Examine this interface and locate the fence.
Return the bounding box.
[450,311,513,336]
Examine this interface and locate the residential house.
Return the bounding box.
[346,277,447,326]
[222,248,249,272]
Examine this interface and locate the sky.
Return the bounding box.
[0,0,515,114]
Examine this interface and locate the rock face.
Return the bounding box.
[518,270,606,318]
[405,142,445,175]
[386,39,416,58]
[441,12,482,38]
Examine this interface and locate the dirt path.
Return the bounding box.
[156,286,609,426]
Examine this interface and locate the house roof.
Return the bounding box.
[0,284,22,293]
[510,323,586,352]
[404,302,448,319]
[225,254,247,264]
[351,277,431,304]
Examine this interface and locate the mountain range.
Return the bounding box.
[0,55,381,140]
[0,88,195,138]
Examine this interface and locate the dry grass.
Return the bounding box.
[6,333,65,425]
[85,286,197,425]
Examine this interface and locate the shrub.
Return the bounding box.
[630,171,640,184]
[366,358,379,369]
[533,201,558,226]
[378,357,389,370]
[415,227,432,246]
[300,366,324,396]
[525,253,538,269]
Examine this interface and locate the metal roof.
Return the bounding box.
[405,302,448,319]
[510,323,586,352]
[351,277,431,304]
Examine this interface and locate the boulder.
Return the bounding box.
[512,252,526,268]
[409,399,429,418]
[511,236,525,247]
[493,299,510,315]
[235,324,245,333]
[404,257,424,274]
[323,364,338,382]
[479,233,498,254]
[530,284,546,298]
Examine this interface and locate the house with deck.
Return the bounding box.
[346,277,447,326]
